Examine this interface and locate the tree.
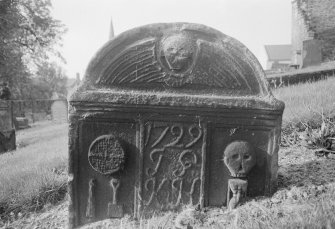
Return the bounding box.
[0,0,66,99]
[35,61,68,98]
[6,61,68,100]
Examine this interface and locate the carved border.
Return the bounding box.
[71,102,284,117]
[136,119,144,218]
[199,122,207,208]
[68,114,80,228]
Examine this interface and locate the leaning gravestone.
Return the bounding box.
[69,23,284,228]
[0,101,15,153]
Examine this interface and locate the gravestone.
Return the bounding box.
[69,23,284,228]
[51,100,68,123]
[0,101,15,153]
[14,117,29,129]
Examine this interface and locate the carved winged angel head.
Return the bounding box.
[161,34,196,73]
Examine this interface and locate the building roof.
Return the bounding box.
[264,44,291,61]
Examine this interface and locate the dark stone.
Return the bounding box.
[0,129,15,152]
[68,23,284,228]
[0,83,11,100]
[15,117,29,129]
[0,101,15,153]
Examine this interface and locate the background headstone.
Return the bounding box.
[0,101,15,153]
[51,100,68,123]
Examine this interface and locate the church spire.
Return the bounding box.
[109,17,114,40]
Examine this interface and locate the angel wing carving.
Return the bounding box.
[192,40,257,93]
[97,38,165,85]
[96,36,261,93]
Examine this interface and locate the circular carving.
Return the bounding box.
[88,135,125,175]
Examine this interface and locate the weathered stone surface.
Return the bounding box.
[69,23,284,228]
[0,101,15,153]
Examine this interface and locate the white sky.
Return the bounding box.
[50,0,292,79]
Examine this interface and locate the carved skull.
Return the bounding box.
[223,141,256,177]
[161,34,195,73]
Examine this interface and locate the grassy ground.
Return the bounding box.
[273,77,335,129]
[0,121,68,224]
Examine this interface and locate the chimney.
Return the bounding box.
[76,73,81,84]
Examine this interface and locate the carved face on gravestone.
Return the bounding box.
[161,34,196,73]
[223,141,256,177]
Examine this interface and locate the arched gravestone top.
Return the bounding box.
[72,23,284,111]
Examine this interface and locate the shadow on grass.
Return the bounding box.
[278,156,335,189]
[0,182,67,223]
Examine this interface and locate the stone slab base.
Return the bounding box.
[0,129,16,153]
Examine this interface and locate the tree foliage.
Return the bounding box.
[0,0,67,99]
[10,61,68,100]
[35,61,68,98]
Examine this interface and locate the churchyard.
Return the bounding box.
[2,0,335,228]
[1,23,335,228]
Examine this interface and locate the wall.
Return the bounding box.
[292,0,335,63]
[291,0,310,65]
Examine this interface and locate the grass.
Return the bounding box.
[273,77,335,130]
[0,121,68,223]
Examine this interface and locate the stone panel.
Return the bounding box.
[208,126,271,206]
[139,121,206,215]
[75,120,137,225]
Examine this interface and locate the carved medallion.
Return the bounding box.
[88,135,125,175]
